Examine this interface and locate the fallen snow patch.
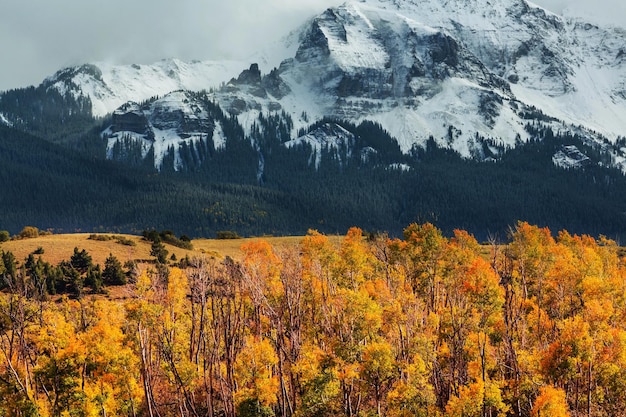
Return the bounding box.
[0,113,12,127]
[388,163,412,172]
[552,145,592,169]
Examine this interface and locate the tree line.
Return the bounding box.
[2,222,626,416]
[3,103,626,239]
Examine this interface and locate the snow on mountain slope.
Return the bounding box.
[552,145,592,170]
[211,0,532,154]
[508,20,626,139]
[103,90,218,170]
[45,59,247,117]
[0,113,12,127]
[376,0,626,140]
[261,0,626,153]
[40,0,626,170]
[284,122,356,169]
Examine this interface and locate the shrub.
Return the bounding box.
[151,240,169,264]
[143,229,192,249]
[89,234,136,246]
[18,226,40,239]
[124,260,138,283]
[142,229,160,242]
[114,235,136,246]
[217,230,242,240]
[88,234,112,241]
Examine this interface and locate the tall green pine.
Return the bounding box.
[150,240,169,264]
[102,253,126,285]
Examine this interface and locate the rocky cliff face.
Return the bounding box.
[266,0,626,153]
[39,0,626,171]
[104,91,222,170]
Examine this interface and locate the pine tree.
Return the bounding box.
[103,253,126,285]
[70,247,93,274]
[150,240,169,264]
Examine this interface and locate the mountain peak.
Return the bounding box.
[13,0,626,169]
[42,59,249,118]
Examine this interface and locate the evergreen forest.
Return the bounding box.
[2,117,626,241]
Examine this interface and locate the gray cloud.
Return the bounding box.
[0,0,622,91]
[537,0,626,23]
[0,0,338,91]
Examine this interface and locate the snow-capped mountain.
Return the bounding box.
[267,0,626,153]
[6,0,626,239]
[6,0,626,172]
[206,0,626,159]
[43,59,247,117]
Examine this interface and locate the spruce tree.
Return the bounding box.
[150,240,168,264]
[102,253,126,285]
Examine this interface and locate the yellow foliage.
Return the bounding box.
[531,385,570,417]
[336,360,360,384]
[294,342,327,384]
[446,379,508,417]
[334,227,377,289]
[234,336,279,407]
[32,307,79,354]
[5,223,626,417]
[360,340,396,384]
[242,240,282,283]
[387,351,437,417]
[166,267,189,312]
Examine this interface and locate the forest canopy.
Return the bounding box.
[1,222,625,416]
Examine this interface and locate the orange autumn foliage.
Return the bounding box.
[1,223,626,417]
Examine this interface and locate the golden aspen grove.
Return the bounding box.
[2,222,626,417]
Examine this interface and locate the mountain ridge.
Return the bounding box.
[3,0,624,164]
[41,59,248,118]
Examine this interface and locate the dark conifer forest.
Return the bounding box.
[0,80,626,241]
[2,116,626,240]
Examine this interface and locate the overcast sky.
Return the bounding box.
[0,0,623,91]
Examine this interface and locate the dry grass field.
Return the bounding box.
[0,233,344,267]
[0,234,162,266]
